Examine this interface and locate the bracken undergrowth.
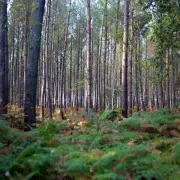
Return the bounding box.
[0,109,180,180]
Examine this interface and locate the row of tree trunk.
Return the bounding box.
[0,0,179,129]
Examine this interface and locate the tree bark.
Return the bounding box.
[24,0,45,130]
[166,49,170,109]
[135,36,139,112]
[121,0,129,118]
[129,0,133,114]
[103,0,108,110]
[0,0,8,114]
[86,0,93,113]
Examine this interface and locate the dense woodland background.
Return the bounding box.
[0,0,180,127]
[0,0,180,179]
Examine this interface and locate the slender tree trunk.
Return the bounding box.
[110,0,120,110]
[60,0,71,118]
[4,1,8,110]
[19,38,24,107]
[103,0,108,110]
[46,0,53,119]
[69,36,73,107]
[15,26,20,105]
[98,26,103,110]
[86,0,93,113]
[129,0,133,114]
[76,24,81,111]
[144,38,149,109]
[41,52,46,119]
[121,0,129,118]
[166,49,170,109]
[95,37,99,111]
[135,37,139,112]
[80,46,84,107]
[40,1,48,119]
[10,31,15,105]
[138,37,145,110]
[63,0,71,112]
[159,57,164,109]
[24,0,30,106]
[172,47,176,107]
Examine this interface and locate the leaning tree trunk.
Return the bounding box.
[121,0,129,118]
[0,0,8,114]
[24,0,45,131]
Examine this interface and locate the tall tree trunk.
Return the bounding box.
[80,46,84,107]
[40,49,46,119]
[24,0,45,130]
[98,25,103,110]
[135,37,139,112]
[15,26,20,105]
[138,37,145,110]
[111,0,120,110]
[159,57,164,109]
[60,0,71,118]
[0,0,8,114]
[166,49,170,109]
[76,24,81,111]
[103,0,108,110]
[95,36,100,111]
[24,0,30,106]
[144,38,149,109]
[40,0,48,119]
[63,0,71,113]
[129,0,133,114]
[4,1,8,110]
[171,47,176,107]
[46,0,53,119]
[121,0,129,118]
[86,0,93,113]
[10,31,15,105]
[68,36,73,107]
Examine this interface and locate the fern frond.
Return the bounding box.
[94,172,127,180]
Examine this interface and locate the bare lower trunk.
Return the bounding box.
[86,0,93,113]
[0,0,8,114]
[166,49,170,109]
[24,0,45,130]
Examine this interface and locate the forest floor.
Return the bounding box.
[1,107,180,180]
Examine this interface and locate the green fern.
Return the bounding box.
[94,172,127,180]
[1,110,180,180]
[172,142,180,164]
[98,110,119,122]
[120,117,141,130]
[63,158,89,173]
